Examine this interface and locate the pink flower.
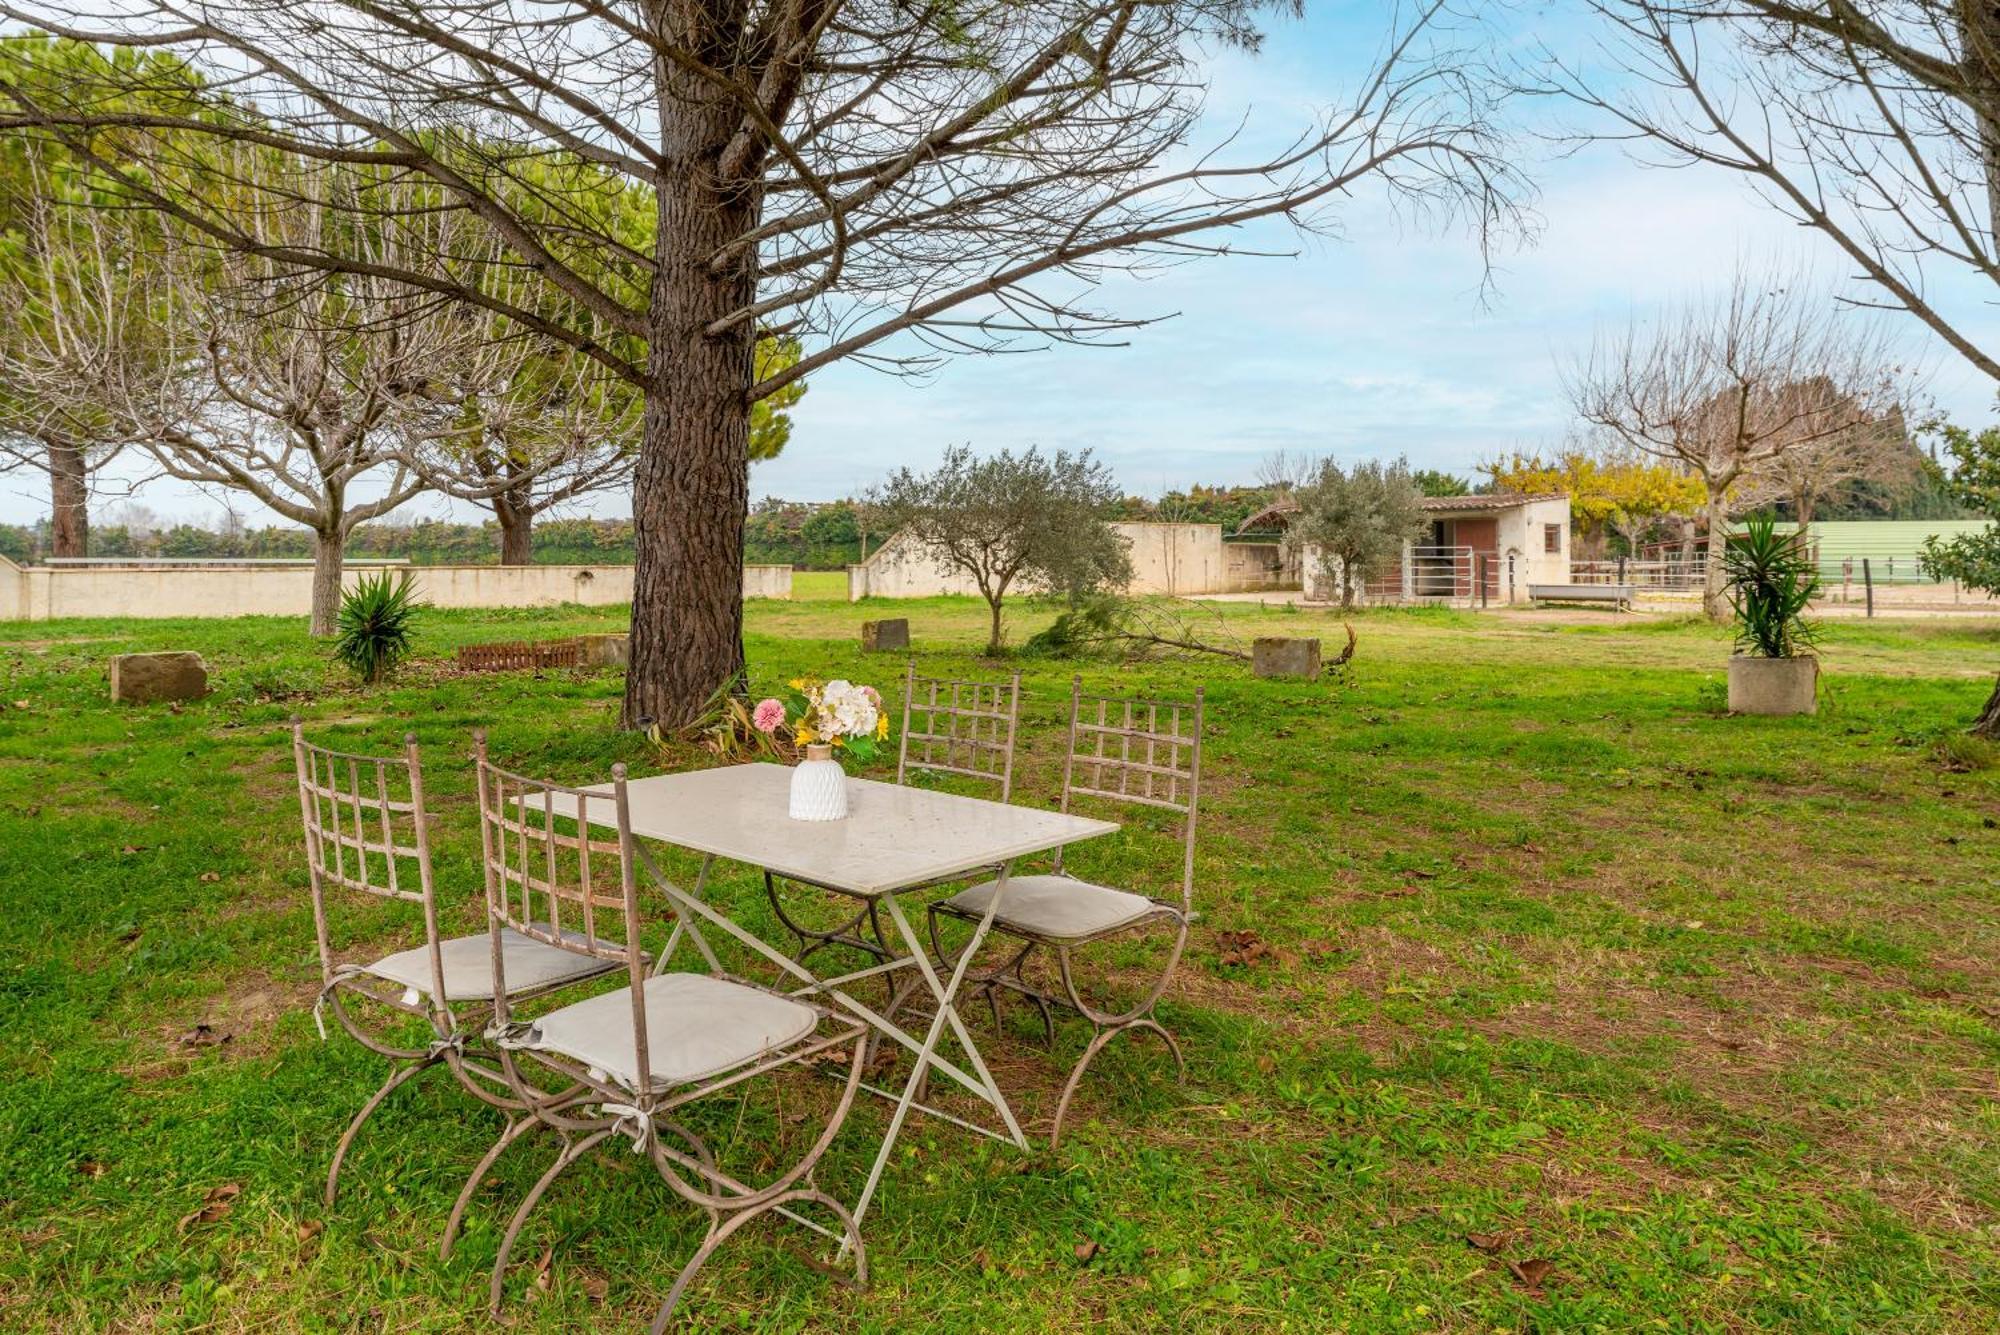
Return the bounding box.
[861,684,882,709]
[752,698,786,734]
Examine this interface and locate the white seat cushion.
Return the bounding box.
[364,924,619,1002]
[941,874,1160,944]
[519,973,820,1089]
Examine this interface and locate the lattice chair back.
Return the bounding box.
[291,721,446,1004]
[472,736,651,1075]
[1055,679,1204,914]
[896,661,1023,800]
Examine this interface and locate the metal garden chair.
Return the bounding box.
[290,723,620,1209]
[928,679,1204,1147]
[473,741,871,1329]
[762,662,1022,969]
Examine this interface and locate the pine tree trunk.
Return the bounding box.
[621,71,758,731]
[1973,674,2000,740]
[310,528,345,637]
[46,435,88,558]
[495,492,534,566]
[1702,489,1730,621]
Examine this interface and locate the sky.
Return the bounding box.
[5,2,1998,530]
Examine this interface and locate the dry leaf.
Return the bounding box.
[1379,885,1418,898]
[75,1160,106,1179]
[578,1272,610,1302]
[1464,1231,1511,1253]
[119,844,145,855]
[10,700,28,710]
[296,1219,325,1244]
[178,1183,241,1232]
[178,1023,230,1048]
[1507,1257,1555,1291]
[198,872,221,884]
[1074,1240,1100,1264]
[1217,929,1274,967]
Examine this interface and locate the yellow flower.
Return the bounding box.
[788,678,806,691]
[876,716,889,740]
[796,725,815,745]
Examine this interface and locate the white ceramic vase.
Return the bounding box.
[788,743,849,821]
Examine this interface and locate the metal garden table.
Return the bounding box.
[541,762,1117,1234]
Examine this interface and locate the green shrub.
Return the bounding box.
[1723,516,1818,658]
[333,572,420,683]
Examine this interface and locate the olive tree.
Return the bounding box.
[1284,456,1428,610]
[0,1,1528,726]
[1918,424,2000,737]
[873,446,1132,655]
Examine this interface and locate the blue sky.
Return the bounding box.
[5,2,1997,527]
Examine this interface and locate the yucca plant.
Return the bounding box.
[333,571,420,683]
[1722,516,1819,659]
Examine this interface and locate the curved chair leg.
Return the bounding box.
[648,1188,865,1334]
[1048,1017,1183,1150]
[326,1057,435,1207]
[441,1114,541,1260]
[488,1129,614,1315]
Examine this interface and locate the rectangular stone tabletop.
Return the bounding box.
[542,762,1117,897]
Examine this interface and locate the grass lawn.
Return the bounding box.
[3,590,1999,1331]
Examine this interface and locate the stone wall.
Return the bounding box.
[846,523,1299,600]
[0,557,792,622]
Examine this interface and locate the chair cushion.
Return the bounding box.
[941,874,1160,944]
[365,925,619,1002]
[520,973,820,1089]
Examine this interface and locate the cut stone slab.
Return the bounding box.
[577,633,630,669]
[861,618,910,652]
[1252,637,1320,680]
[110,651,209,705]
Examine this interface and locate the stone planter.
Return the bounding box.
[1727,654,1818,716]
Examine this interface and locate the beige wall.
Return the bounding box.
[0,560,791,622]
[847,522,1292,600]
[0,554,23,622]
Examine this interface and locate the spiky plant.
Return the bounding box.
[333,572,419,683]
[1723,516,1819,659]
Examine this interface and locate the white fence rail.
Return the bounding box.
[1570,558,1706,590]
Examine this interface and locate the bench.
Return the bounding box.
[1527,583,1634,610]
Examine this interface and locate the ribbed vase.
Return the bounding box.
[788,744,849,821]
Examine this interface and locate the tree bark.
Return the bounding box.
[310,527,345,637]
[1702,488,1731,621]
[495,490,534,566]
[986,593,1006,656]
[1973,674,2000,740]
[45,435,88,558]
[621,63,758,730]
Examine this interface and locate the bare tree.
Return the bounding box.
[405,328,643,566]
[1554,2,2000,383]
[1752,387,1916,534]
[0,164,166,556]
[134,207,462,635]
[1567,272,1904,617]
[0,1,1529,727]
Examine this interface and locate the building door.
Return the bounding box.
[1452,518,1498,598]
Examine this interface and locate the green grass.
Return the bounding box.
[3,594,1999,1330]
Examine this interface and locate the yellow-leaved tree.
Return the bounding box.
[1483,449,1705,558]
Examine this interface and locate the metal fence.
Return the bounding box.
[1570,558,1706,590]
[1362,546,1502,607]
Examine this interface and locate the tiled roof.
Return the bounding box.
[1418,492,1567,512]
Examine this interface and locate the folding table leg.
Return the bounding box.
[846,865,1024,1245]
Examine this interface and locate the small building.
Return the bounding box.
[1238,491,1571,605]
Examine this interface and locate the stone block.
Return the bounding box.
[577,633,630,669]
[1252,637,1320,680]
[861,618,910,652]
[110,651,209,705]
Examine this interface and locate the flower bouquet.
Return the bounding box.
[753,678,889,820]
